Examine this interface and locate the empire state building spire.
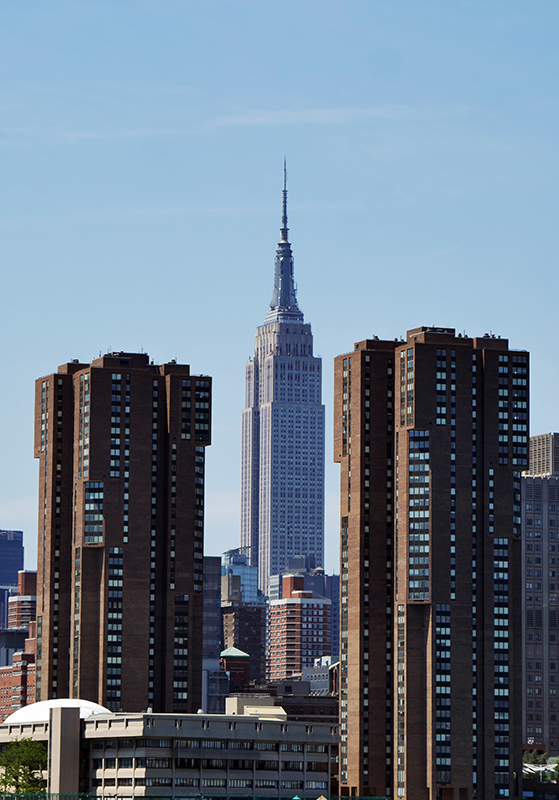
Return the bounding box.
[280,158,288,242]
[265,162,304,324]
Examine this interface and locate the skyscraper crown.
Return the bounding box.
[264,162,304,324]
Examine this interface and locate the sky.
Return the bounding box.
[1,1,559,572]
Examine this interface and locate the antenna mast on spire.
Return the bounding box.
[281,159,288,241]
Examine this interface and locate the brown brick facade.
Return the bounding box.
[34,352,211,713]
[334,328,526,800]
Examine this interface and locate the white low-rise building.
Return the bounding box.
[0,697,339,797]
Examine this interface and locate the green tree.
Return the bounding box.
[523,749,549,765]
[0,737,47,792]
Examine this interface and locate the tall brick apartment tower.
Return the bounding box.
[34,352,211,713]
[334,327,527,800]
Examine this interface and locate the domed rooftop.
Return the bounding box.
[5,698,112,724]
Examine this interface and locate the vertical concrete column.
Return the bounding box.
[48,706,80,792]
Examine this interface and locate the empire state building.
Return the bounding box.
[240,170,325,595]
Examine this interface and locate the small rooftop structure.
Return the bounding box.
[225,695,287,720]
[220,646,250,658]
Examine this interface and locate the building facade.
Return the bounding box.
[267,575,331,682]
[0,699,338,797]
[0,622,36,721]
[34,352,211,713]
[0,531,24,587]
[203,556,223,662]
[528,433,559,477]
[0,531,24,629]
[221,579,266,686]
[334,328,527,800]
[269,557,340,659]
[522,437,559,755]
[240,172,325,595]
[7,571,37,629]
[222,547,261,604]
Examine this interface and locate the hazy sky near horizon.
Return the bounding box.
[2,1,559,572]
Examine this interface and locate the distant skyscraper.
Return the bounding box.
[0,531,24,587]
[202,556,223,661]
[222,547,261,604]
[34,352,211,712]
[240,168,325,595]
[0,531,24,629]
[529,432,559,477]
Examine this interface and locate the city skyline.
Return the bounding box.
[2,3,559,575]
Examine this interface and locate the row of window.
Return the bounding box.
[92,776,326,789]
[91,739,322,752]
[93,756,326,770]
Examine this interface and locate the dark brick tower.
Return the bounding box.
[334,328,527,800]
[35,352,211,713]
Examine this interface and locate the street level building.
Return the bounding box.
[522,434,559,755]
[34,352,211,713]
[334,328,527,800]
[240,170,325,594]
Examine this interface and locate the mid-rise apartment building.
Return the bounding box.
[268,575,331,682]
[269,556,340,659]
[7,571,37,629]
[34,352,211,713]
[0,622,36,721]
[334,328,527,800]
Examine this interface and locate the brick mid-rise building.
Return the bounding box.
[34,352,211,712]
[0,621,37,721]
[7,571,37,629]
[267,575,331,681]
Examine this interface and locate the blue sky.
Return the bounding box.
[1,1,559,571]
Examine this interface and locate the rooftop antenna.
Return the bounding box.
[280,158,288,242]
